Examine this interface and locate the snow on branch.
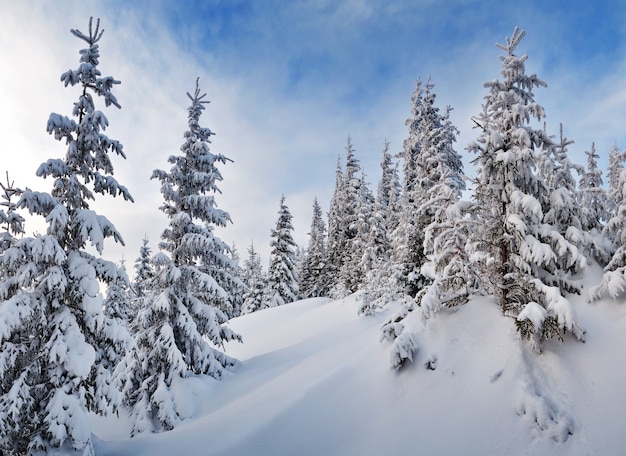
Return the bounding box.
[70,17,104,45]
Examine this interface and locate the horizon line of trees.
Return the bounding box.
[236,27,626,367]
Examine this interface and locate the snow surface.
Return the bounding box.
[92,276,626,455]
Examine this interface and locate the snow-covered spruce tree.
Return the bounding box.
[606,145,625,223]
[359,194,392,314]
[578,143,611,264]
[220,244,245,318]
[329,137,365,297]
[341,173,373,294]
[127,236,154,336]
[467,27,585,348]
[413,103,470,316]
[0,18,133,455]
[0,174,24,254]
[0,177,30,453]
[103,259,134,327]
[419,172,480,318]
[299,197,328,298]
[391,79,462,299]
[199,239,245,319]
[359,143,397,313]
[542,125,585,251]
[133,236,154,300]
[390,80,425,298]
[579,143,607,233]
[376,140,402,235]
[241,241,266,315]
[590,152,626,300]
[263,195,299,308]
[325,156,343,295]
[115,79,241,436]
[384,93,465,367]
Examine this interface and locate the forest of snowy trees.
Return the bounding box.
[2,18,626,456]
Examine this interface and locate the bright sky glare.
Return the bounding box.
[1,0,625,272]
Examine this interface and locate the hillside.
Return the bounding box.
[92,270,626,456]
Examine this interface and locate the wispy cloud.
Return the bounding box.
[1,0,626,270]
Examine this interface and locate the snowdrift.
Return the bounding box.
[93,289,626,456]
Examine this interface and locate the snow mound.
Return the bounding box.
[93,293,626,456]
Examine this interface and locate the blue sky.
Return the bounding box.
[1,0,626,271]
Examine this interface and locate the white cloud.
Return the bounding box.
[2,0,626,276]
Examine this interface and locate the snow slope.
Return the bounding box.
[93,284,626,456]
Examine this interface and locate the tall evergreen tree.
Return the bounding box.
[341,173,373,294]
[376,140,401,234]
[419,175,482,316]
[241,241,266,315]
[606,145,625,223]
[264,195,299,308]
[326,156,343,293]
[0,174,24,254]
[337,138,363,293]
[591,161,626,300]
[103,258,134,327]
[219,244,245,318]
[391,79,463,299]
[579,143,607,232]
[325,138,364,297]
[359,143,397,312]
[414,101,468,315]
[300,197,328,298]
[578,143,611,264]
[0,18,132,455]
[133,236,154,299]
[199,240,245,319]
[467,27,585,348]
[390,80,425,296]
[115,79,241,436]
[384,88,465,364]
[542,125,585,245]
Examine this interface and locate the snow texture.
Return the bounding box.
[90,283,626,456]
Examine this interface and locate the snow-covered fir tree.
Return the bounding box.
[542,125,585,251]
[294,245,305,293]
[0,18,132,455]
[391,79,462,298]
[419,175,480,318]
[0,174,24,254]
[341,173,374,294]
[606,145,625,223]
[591,147,626,300]
[326,156,344,295]
[359,142,399,313]
[376,140,401,235]
[358,208,389,314]
[391,79,424,296]
[241,241,266,315]
[299,197,328,298]
[103,258,134,326]
[411,103,469,318]
[114,79,241,436]
[221,244,245,318]
[133,236,154,299]
[578,143,611,264]
[579,143,607,233]
[199,240,246,319]
[467,27,585,348]
[384,86,465,365]
[327,137,364,297]
[263,195,299,307]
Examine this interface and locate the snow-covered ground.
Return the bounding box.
[92,274,626,456]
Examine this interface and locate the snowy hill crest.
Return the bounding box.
[92,287,626,456]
